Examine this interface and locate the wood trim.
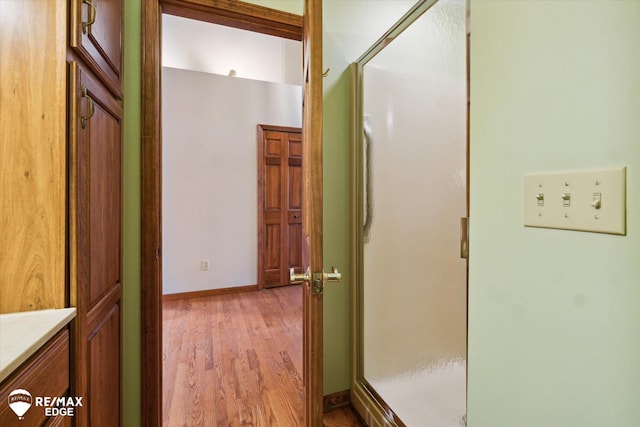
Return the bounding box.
[162,285,258,301]
[323,389,350,413]
[302,0,324,425]
[141,0,163,426]
[257,125,265,290]
[161,0,302,41]
[141,2,303,426]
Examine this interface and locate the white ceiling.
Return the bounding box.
[162,14,302,86]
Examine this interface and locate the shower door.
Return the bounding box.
[352,0,468,425]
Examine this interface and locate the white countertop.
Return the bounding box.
[0,308,76,382]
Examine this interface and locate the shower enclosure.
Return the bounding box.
[351,0,468,425]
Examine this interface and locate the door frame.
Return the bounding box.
[140,1,303,425]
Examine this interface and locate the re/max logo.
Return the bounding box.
[8,389,84,420]
[34,396,83,407]
[35,396,83,417]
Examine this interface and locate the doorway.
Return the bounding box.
[159,11,304,426]
[140,1,304,424]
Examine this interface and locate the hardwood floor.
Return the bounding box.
[163,284,363,426]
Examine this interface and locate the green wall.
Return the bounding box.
[243,0,302,15]
[123,0,142,425]
[468,1,640,425]
[124,1,640,424]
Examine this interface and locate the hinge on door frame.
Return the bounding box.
[460,217,469,259]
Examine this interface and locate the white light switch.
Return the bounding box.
[524,167,626,235]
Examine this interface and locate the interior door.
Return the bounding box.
[258,125,304,289]
[301,0,325,424]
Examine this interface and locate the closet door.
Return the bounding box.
[69,62,123,427]
[257,125,303,288]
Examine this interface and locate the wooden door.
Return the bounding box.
[258,125,303,289]
[302,0,325,424]
[69,62,123,427]
[70,0,124,97]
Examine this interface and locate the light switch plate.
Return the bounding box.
[524,167,626,235]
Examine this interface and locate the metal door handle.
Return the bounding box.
[323,266,341,283]
[82,0,97,34]
[290,267,310,284]
[290,266,341,294]
[80,85,95,129]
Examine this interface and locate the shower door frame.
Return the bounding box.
[349,0,470,425]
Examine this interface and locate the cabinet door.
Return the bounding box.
[70,0,124,97]
[87,303,121,427]
[69,62,123,427]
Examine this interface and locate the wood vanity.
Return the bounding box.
[0,309,76,426]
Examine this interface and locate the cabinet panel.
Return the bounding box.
[45,414,73,426]
[71,64,123,310]
[69,61,123,427]
[0,0,67,313]
[0,330,69,427]
[70,0,124,97]
[87,303,121,427]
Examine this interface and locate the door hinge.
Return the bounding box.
[460,217,469,259]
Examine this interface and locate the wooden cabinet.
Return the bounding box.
[257,125,304,288]
[0,0,67,313]
[68,0,125,425]
[0,330,70,427]
[70,0,124,97]
[0,1,124,425]
[69,62,123,426]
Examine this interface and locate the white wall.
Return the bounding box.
[162,67,301,295]
[469,1,640,426]
[162,14,302,85]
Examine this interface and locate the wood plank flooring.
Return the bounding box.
[163,284,363,426]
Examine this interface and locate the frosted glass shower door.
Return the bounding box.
[360,0,467,425]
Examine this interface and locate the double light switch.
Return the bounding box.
[524,167,626,235]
